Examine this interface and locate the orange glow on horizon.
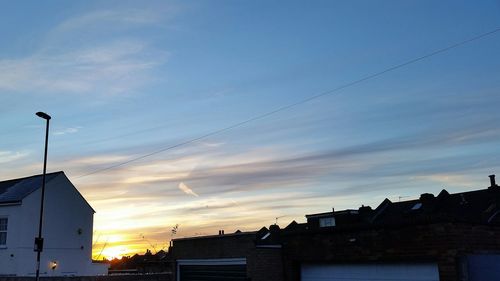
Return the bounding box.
[96,245,131,260]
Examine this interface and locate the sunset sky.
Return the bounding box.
[1,0,500,260]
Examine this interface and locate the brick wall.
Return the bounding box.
[170,233,257,280]
[168,223,500,280]
[170,232,284,281]
[248,247,283,281]
[170,233,256,260]
[280,222,500,281]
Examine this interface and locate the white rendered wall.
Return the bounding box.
[0,203,22,276]
[0,173,107,276]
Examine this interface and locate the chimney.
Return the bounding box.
[489,175,497,187]
[222,230,224,235]
[419,193,435,203]
[358,205,372,215]
[269,224,280,233]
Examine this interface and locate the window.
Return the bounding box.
[411,203,422,210]
[261,232,270,240]
[319,217,335,227]
[0,218,7,246]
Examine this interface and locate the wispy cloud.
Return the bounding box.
[65,116,500,200]
[0,151,29,164]
[53,9,165,33]
[413,174,477,188]
[0,6,171,97]
[68,155,131,166]
[0,40,167,95]
[35,111,500,258]
[53,126,82,136]
[178,182,199,197]
[199,141,226,148]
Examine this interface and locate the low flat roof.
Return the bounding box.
[173,231,257,242]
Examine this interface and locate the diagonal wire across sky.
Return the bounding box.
[75,27,500,179]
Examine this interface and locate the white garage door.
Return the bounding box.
[301,263,439,281]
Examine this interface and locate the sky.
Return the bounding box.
[1,0,500,259]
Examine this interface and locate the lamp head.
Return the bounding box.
[36,112,51,120]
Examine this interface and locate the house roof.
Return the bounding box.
[305,211,335,219]
[370,186,500,226]
[173,229,258,242]
[286,178,500,232]
[0,171,64,204]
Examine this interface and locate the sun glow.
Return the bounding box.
[99,246,130,260]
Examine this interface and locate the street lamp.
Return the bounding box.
[34,111,51,281]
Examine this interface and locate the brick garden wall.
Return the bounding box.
[280,222,500,281]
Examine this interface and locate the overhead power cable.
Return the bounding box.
[75,27,500,179]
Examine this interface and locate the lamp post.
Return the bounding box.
[35,112,51,281]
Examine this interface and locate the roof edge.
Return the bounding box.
[0,171,64,184]
[173,231,257,242]
[4,171,65,203]
[57,172,96,214]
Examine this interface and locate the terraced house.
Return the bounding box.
[170,175,500,281]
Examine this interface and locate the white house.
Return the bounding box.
[0,171,108,276]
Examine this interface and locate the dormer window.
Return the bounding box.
[319,217,335,227]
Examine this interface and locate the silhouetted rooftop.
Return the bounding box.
[284,176,500,232]
[173,230,258,242]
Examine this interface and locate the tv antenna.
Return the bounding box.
[398,196,410,202]
[275,215,287,225]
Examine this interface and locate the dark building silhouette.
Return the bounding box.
[108,250,171,275]
[170,175,500,281]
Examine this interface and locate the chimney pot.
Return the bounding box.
[489,175,496,187]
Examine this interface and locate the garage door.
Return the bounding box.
[301,263,439,281]
[179,264,247,281]
[177,258,247,281]
[464,255,500,281]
